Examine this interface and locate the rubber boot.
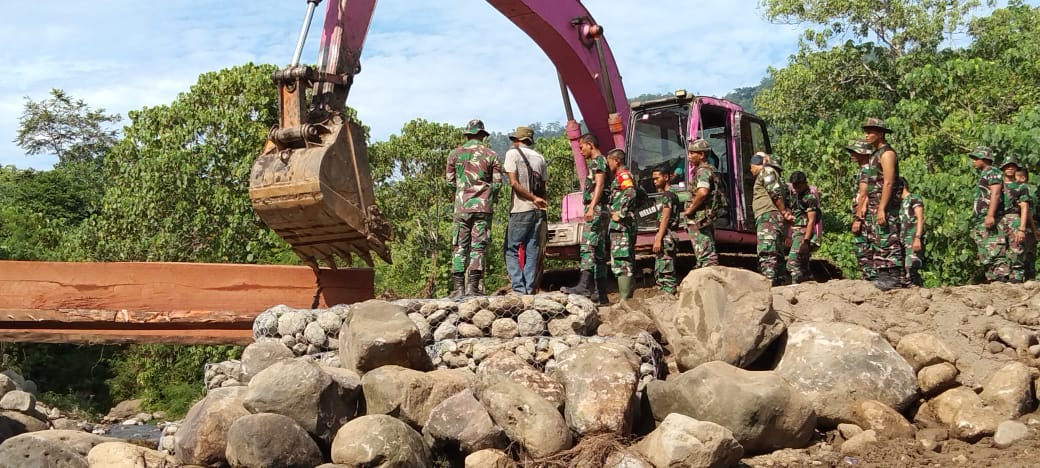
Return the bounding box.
[617,275,633,302]
[595,276,610,306]
[465,271,483,297]
[449,272,465,299]
[561,270,594,298]
[873,268,901,291]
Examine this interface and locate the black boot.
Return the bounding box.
[465,271,483,296]
[873,268,902,291]
[449,272,465,299]
[595,276,610,305]
[561,270,594,298]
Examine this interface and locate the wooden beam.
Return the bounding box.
[0,261,373,345]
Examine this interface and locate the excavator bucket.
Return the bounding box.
[249,118,391,268]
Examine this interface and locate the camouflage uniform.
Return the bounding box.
[864,144,904,273]
[1026,184,1038,280]
[900,192,925,286]
[446,138,500,274]
[685,162,720,268]
[972,164,1007,282]
[579,155,610,279]
[853,161,877,280]
[653,189,681,294]
[609,167,637,277]
[786,186,820,284]
[752,165,787,281]
[1001,180,1029,283]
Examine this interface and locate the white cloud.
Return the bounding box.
[1,0,805,169]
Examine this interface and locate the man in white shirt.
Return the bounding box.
[503,126,548,294]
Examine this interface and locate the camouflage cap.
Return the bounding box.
[463,119,489,137]
[508,126,534,142]
[969,146,994,161]
[862,117,892,133]
[844,139,874,155]
[687,138,711,153]
[1000,154,1019,169]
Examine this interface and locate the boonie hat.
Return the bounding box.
[463,119,489,137]
[969,146,994,161]
[687,139,711,153]
[1000,154,1020,169]
[844,140,874,155]
[508,126,534,142]
[862,117,892,133]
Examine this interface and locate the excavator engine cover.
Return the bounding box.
[249,116,391,268]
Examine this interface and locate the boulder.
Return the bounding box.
[596,302,657,337]
[918,362,959,397]
[476,373,572,458]
[240,340,295,382]
[840,430,878,456]
[896,333,957,372]
[848,400,915,439]
[465,448,515,468]
[551,342,640,436]
[225,413,323,468]
[0,410,49,436]
[632,413,743,468]
[477,351,564,408]
[645,266,785,371]
[330,414,432,467]
[175,386,251,466]
[646,361,815,453]
[86,442,178,468]
[993,420,1030,448]
[361,366,474,428]
[103,398,144,421]
[422,389,507,453]
[775,322,918,425]
[244,358,362,443]
[0,391,34,412]
[929,386,984,426]
[951,405,1002,442]
[980,362,1036,419]
[338,300,433,373]
[0,435,87,468]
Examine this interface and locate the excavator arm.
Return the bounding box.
[249,0,629,269]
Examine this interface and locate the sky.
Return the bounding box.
[0,0,995,170]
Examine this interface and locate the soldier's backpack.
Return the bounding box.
[516,148,546,198]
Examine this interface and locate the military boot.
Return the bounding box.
[449,272,465,299]
[617,275,634,302]
[595,276,610,305]
[465,271,484,297]
[561,270,595,298]
[873,268,902,291]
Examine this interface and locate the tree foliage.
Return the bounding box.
[758,0,1040,285]
[15,88,121,167]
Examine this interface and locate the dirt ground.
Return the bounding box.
[624,277,1040,467]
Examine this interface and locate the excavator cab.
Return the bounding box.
[248,1,391,269]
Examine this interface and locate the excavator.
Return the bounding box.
[249,0,838,280]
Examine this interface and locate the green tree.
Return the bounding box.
[15,88,120,167]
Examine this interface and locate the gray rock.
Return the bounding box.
[951,405,1002,442]
[277,310,308,337]
[317,309,344,333]
[918,362,959,397]
[458,323,484,338]
[423,389,507,453]
[175,387,250,466]
[632,413,743,468]
[775,321,918,425]
[646,361,815,453]
[86,441,177,468]
[929,386,984,426]
[339,300,433,373]
[465,448,514,468]
[361,366,474,428]
[533,297,566,315]
[837,423,864,440]
[849,399,915,439]
[477,350,564,408]
[408,313,432,343]
[0,410,49,436]
[0,434,88,468]
[225,413,323,468]
[993,420,1030,448]
[980,361,1036,419]
[488,295,524,316]
[551,342,640,436]
[473,309,497,330]
[476,373,572,458]
[517,310,546,336]
[253,309,280,337]
[0,390,35,412]
[244,359,362,444]
[0,375,15,398]
[896,332,957,372]
[303,321,328,347]
[840,429,878,456]
[330,415,431,467]
[547,316,582,336]
[459,298,485,320]
[646,266,785,371]
[240,341,295,383]
[434,321,459,341]
[491,318,519,339]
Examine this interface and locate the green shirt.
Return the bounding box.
[582,155,609,205]
[752,166,784,218]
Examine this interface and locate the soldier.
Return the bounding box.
[861,118,904,290]
[651,166,681,294]
[605,149,637,301]
[786,171,820,284]
[681,138,721,269]
[970,146,1007,283]
[899,177,925,286]
[445,119,500,298]
[750,152,792,286]
[1016,166,1036,280]
[561,133,610,304]
[1000,156,1029,283]
[847,140,877,280]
